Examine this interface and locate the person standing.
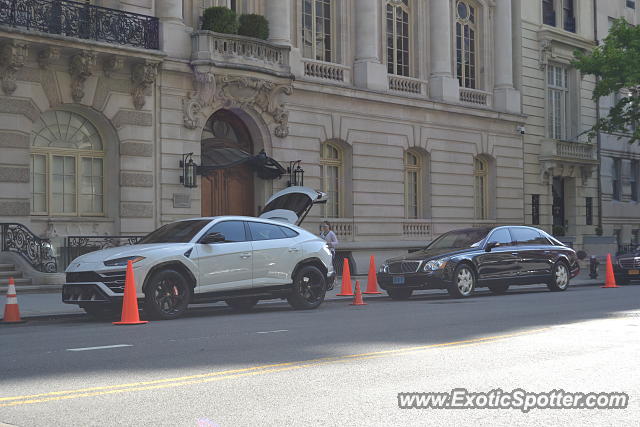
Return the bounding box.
[319,221,339,268]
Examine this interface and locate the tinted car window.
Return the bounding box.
[511,228,549,245]
[279,226,299,238]
[204,221,246,243]
[487,229,514,246]
[139,220,211,244]
[248,222,287,241]
[427,228,492,250]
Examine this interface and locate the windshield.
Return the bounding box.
[138,220,211,244]
[427,228,491,250]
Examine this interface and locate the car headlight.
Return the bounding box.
[378,264,389,273]
[423,259,448,272]
[104,256,146,267]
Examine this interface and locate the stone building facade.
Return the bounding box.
[0,0,622,283]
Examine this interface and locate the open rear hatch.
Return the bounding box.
[258,186,327,225]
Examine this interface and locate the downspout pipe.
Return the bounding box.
[594,0,603,235]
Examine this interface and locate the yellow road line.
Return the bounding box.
[1,327,549,408]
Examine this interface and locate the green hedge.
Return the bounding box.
[202,6,238,34]
[238,14,269,40]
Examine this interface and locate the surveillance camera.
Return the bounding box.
[516,125,526,135]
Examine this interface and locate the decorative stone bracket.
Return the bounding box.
[69,51,97,102]
[540,160,596,186]
[183,70,293,137]
[37,47,60,69]
[103,55,124,77]
[0,41,28,95]
[131,60,159,110]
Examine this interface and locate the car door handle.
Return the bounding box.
[240,253,251,259]
[288,247,300,253]
[511,252,520,256]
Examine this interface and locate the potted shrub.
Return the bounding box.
[202,6,238,34]
[238,14,270,40]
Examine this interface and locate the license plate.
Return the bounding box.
[629,270,640,275]
[393,276,405,285]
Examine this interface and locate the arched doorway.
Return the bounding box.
[200,109,255,217]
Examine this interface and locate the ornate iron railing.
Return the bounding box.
[0,0,159,50]
[64,235,144,268]
[0,223,57,273]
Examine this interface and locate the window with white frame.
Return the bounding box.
[474,157,488,220]
[547,64,570,140]
[542,0,576,32]
[302,0,332,62]
[320,142,341,218]
[404,151,421,219]
[455,1,478,89]
[30,111,104,216]
[386,0,410,76]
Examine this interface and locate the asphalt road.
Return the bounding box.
[1,284,639,426]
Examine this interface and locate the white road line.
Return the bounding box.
[255,330,289,334]
[66,344,133,352]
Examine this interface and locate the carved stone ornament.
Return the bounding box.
[183,70,216,129]
[539,39,554,70]
[216,75,293,137]
[0,41,28,95]
[37,47,60,69]
[131,61,158,110]
[103,55,124,77]
[69,51,97,102]
[540,160,595,186]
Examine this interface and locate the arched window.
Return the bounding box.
[320,142,342,218]
[474,157,488,219]
[30,111,104,216]
[404,151,421,219]
[302,0,333,62]
[386,0,410,76]
[455,0,478,89]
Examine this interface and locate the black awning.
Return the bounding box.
[198,147,286,180]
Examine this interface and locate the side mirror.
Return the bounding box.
[485,241,500,252]
[200,232,226,244]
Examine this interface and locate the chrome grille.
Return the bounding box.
[619,258,640,269]
[389,261,421,274]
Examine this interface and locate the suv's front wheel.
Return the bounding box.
[143,269,192,320]
[287,265,326,310]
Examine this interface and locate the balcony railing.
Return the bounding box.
[192,30,291,76]
[0,0,159,49]
[459,88,492,107]
[0,223,57,273]
[388,75,428,96]
[402,221,432,239]
[303,59,350,84]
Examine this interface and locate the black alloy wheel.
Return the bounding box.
[287,265,327,310]
[143,269,192,320]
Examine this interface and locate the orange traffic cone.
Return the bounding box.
[113,260,149,325]
[350,281,367,306]
[364,255,382,295]
[601,254,620,288]
[336,258,354,296]
[2,277,26,324]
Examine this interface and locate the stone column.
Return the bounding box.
[266,0,292,45]
[493,0,521,113]
[157,0,190,59]
[353,0,388,91]
[429,0,459,102]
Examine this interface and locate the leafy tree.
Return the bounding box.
[573,18,640,144]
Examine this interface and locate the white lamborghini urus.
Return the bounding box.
[63,187,335,320]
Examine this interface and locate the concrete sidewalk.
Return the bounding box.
[4,270,605,320]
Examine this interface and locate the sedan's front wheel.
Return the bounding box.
[547,261,570,292]
[447,264,476,298]
[287,265,327,310]
[143,269,192,320]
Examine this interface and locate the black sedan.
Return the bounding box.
[377,226,579,299]
[614,246,640,285]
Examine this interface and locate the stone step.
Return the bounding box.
[0,263,16,271]
[0,277,32,287]
[0,271,22,279]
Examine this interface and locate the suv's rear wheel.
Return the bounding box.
[226,297,260,312]
[387,289,413,300]
[547,261,570,292]
[143,269,192,320]
[287,265,326,310]
[447,264,476,298]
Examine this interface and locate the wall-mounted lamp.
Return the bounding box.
[180,153,198,188]
[287,160,304,187]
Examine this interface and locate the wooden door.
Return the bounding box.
[201,165,254,217]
